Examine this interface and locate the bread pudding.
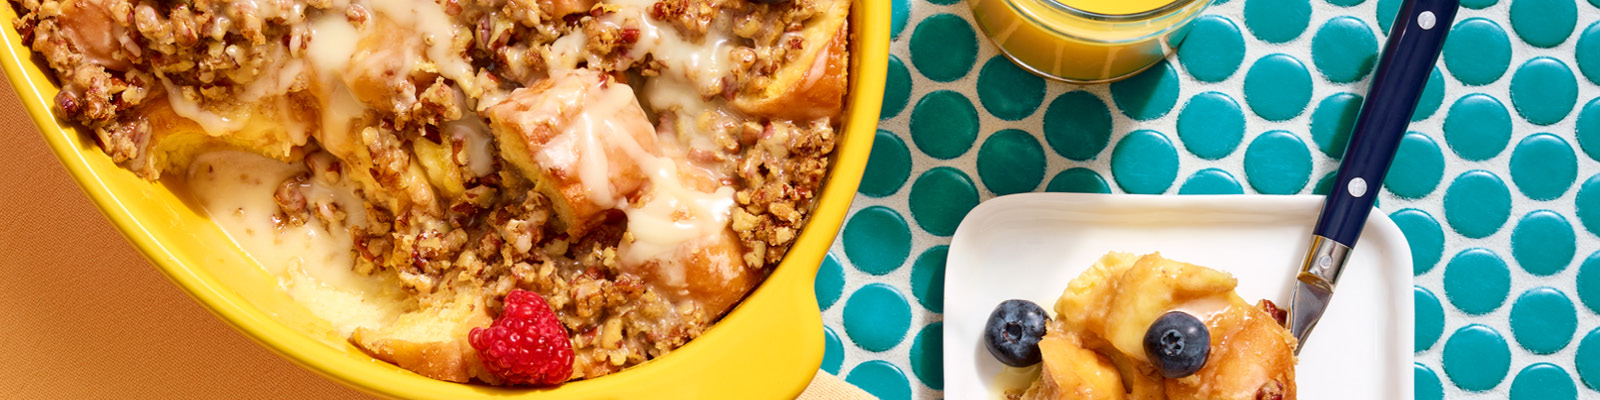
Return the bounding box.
[10,0,851,385]
[1006,252,1298,400]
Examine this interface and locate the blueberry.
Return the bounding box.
[983,299,1049,367]
[1143,311,1211,378]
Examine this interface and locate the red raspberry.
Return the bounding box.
[470,290,574,385]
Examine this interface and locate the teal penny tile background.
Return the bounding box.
[820,0,1600,398]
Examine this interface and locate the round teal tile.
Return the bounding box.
[1462,0,1499,8]
[910,246,948,313]
[843,206,912,275]
[1581,252,1600,313]
[1574,98,1600,162]
[1244,54,1314,122]
[1510,0,1578,48]
[1176,15,1247,83]
[1510,57,1579,126]
[1509,133,1579,200]
[1412,67,1445,121]
[823,326,844,374]
[1177,91,1247,160]
[1511,211,1577,276]
[1384,132,1445,199]
[1043,91,1114,161]
[1580,329,1600,390]
[842,283,912,352]
[1111,60,1181,121]
[926,0,960,5]
[1444,248,1513,314]
[909,14,978,82]
[1443,18,1514,86]
[1245,0,1311,43]
[1111,130,1181,194]
[1046,168,1112,194]
[1313,170,1337,195]
[909,167,980,236]
[845,360,911,400]
[1442,324,1513,391]
[816,253,845,310]
[1178,168,1245,195]
[1510,287,1578,354]
[1311,17,1379,83]
[1444,171,1513,238]
[1328,0,1365,6]
[1310,93,1364,159]
[1444,94,1514,161]
[909,322,943,390]
[1244,131,1313,195]
[860,130,913,198]
[1417,363,1445,400]
[1579,174,1600,236]
[1377,0,1401,34]
[891,0,911,38]
[1416,286,1445,352]
[977,56,1045,121]
[1577,98,1600,161]
[882,55,912,119]
[910,90,979,159]
[1579,22,1600,84]
[1510,363,1578,400]
[977,130,1046,196]
[1392,208,1446,275]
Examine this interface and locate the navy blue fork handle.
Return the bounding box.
[1313,0,1459,246]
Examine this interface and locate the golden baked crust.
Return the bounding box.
[730,0,850,120]
[351,288,500,384]
[1023,324,1126,400]
[1166,303,1297,399]
[485,69,660,238]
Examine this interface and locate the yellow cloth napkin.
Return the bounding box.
[0,74,872,399]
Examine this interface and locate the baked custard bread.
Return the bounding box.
[11,0,852,385]
[729,0,850,120]
[1020,252,1297,400]
[350,286,500,384]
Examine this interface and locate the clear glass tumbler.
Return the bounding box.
[969,0,1213,83]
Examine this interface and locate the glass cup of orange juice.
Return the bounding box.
[969,0,1213,83]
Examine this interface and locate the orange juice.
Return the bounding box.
[970,0,1212,83]
[1062,0,1186,15]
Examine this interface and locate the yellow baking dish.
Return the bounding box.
[0,1,887,398]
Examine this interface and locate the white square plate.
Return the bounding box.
[943,193,1413,399]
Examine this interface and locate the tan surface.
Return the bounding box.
[0,78,372,399]
[0,79,868,399]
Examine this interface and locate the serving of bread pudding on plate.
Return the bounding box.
[9,0,852,385]
[987,252,1298,400]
